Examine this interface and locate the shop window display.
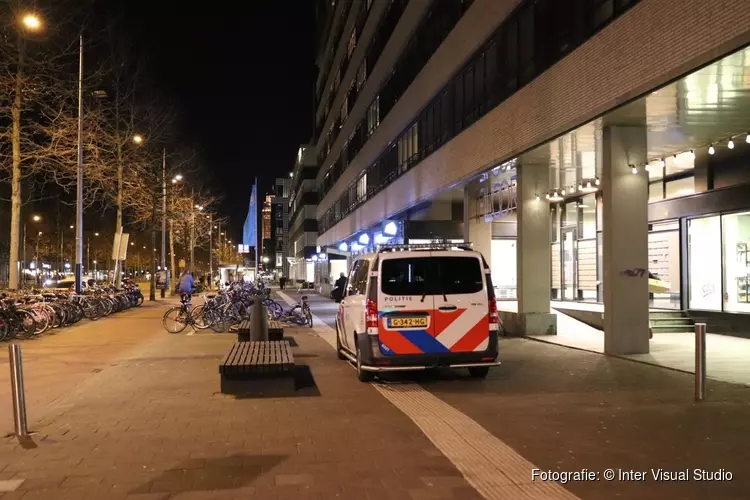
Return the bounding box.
[722,212,750,313]
[688,216,722,311]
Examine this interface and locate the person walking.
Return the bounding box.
[279,276,286,290]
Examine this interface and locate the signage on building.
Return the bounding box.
[481,175,517,222]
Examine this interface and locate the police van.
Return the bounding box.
[334,243,501,382]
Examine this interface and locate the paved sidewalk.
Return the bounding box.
[280,289,750,499]
[0,299,175,435]
[0,302,480,500]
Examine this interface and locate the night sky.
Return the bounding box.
[108,3,317,238]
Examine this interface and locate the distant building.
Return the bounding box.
[288,145,318,284]
[270,178,291,277]
[261,194,273,265]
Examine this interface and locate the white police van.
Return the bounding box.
[334,243,501,381]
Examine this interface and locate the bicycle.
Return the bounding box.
[279,295,313,327]
[162,294,214,333]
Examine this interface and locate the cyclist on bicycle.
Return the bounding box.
[178,270,195,302]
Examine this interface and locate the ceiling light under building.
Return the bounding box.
[709,145,715,155]
[728,139,735,149]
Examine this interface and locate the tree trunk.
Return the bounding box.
[150,201,157,301]
[9,38,24,290]
[114,88,124,289]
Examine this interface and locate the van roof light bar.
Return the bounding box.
[378,242,474,252]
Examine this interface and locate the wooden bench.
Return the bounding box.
[236,319,284,341]
[237,319,253,341]
[219,341,295,394]
[268,320,284,341]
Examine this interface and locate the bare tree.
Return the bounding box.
[0,2,84,289]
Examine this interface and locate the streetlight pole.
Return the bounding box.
[74,34,84,294]
[209,213,213,289]
[190,188,195,270]
[161,148,167,297]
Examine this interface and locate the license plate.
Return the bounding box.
[388,317,428,328]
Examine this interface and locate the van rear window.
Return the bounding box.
[436,257,483,294]
[380,258,430,296]
[380,256,483,295]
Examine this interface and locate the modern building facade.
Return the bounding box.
[261,194,273,264]
[288,145,319,284]
[270,178,291,278]
[312,0,750,354]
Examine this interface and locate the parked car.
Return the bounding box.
[334,243,501,381]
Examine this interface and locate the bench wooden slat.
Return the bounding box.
[220,340,294,377]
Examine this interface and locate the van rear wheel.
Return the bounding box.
[356,342,374,382]
[468,366,490,378]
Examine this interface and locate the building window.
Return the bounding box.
[356,59,367,91]
[688,216,722,311]
[341,98,348,124]
[649,181,664,202]
[347,29,357,58]
[665,176,694,199]
[367,96,380,135]
[356,173,367,202]
[722,212,750,313]
[578,194,596,239]
[397,122,419,172]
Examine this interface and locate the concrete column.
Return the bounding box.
[516,162,556,335]
[463,185,491,264]
[602,125,649,355]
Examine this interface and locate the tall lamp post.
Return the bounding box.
[74,34,84,294]
[161,148,167,297]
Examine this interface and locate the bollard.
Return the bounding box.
[249,299,269,341]
[695,323,706,402]
[8,344,29,436]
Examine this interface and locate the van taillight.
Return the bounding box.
[366,299,378,328]
[488,298,499,324]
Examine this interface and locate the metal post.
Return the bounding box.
[161,148,167,298]
[209,213,213,289]
[22,223,26,286]
[8,344,28,437]
[190,188,195,270]
[695,322,706,401]
[75,35,84,294]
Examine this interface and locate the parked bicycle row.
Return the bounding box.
[0,283,144,341]
[162,282,312,333]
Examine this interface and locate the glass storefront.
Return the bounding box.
[688,216,722,310]
[550,193,599,302]
[648,221,681,309]
[690,211,750,313]
[491,239,516,299]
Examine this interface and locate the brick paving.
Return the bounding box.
[301,290,750,499]
[0,301,479,500]
[2,290,750,499]
[0,299,174,434]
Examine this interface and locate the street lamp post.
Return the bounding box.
[74,34,84,294]
[208,213,213,289]
[190,189,195,270]
[161,148,167,297]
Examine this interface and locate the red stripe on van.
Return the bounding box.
[450,314,490,352]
